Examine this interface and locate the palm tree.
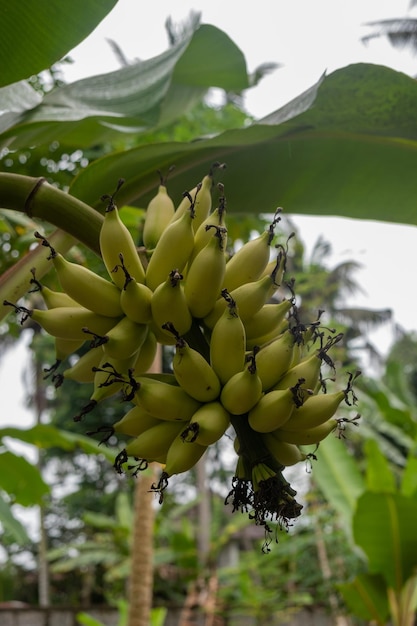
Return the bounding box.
[361,0,417,61]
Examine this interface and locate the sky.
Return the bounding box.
[2,0,417,436]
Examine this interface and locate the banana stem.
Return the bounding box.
[0,173,103,253]
[0,173,104,323]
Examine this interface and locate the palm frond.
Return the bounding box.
[362,18,417,54]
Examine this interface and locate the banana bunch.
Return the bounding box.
[3,167,360,535]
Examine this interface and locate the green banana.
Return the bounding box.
[248,384,304,433]
[163,432,208,476]
[124,419,185,461]
[220,351,263,415]
[132,376,201,422]
[99,180,146,288]
[172,163,224,231]
[243,299,293,342]
[131,329,158,375]
[34,232,123,318]
[261,434,307,466]
[190,185,227,263]
[150,270,192,339]
[54,344,104,385]
[96,317,149,361]
[209,291,246,385]
[222,209,281,292]
[180,401,230,446]
[184,225,227,319]
[271,418,339,446]
[255,327,298,392]
[142,170,176,250]
[113,405,162,438]
[145,205,195,291]
[169,330,221,402]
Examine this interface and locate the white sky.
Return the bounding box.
[2,1,417,428]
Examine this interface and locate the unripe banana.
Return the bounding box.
[172,163,224,231]
[248,383,304,433]
[190,185,227,262]
[163,432,208,476]
[29,270,81,309]
[54,344,104,385]
[8,304,120,341]
[132,377,201,422]
[168,329,221,402]
[245,319,289,351]
[243,299,293,342]
[99,180,146,288]
[222,209,281,292]
[145,207,195,291]
[96,317,148,361]
[132,329,158,375]
[284,389,345,431]
[220,351,263,415]
[180,401,230,446]
[110,253,153,324]
[209,292,246,385]
[273,352,322,397]
[204,258,283,329]
[142,171,176,250]
[125,420,185,461]
[184,225,227,319]
[150,270,192,339]
[255,328,298,392]
[271,418,338,445]
[261,434,307,466]
[52,336,86,363]
[34,232,123,318]
[113,405,162,438]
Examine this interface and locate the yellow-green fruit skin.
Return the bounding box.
[255,329,297,392]
[132,377,201,422]
[163,433,208,477]
[102,317,148,361]
[150,272,192,339]
[184,228,226,319]
[247,388,295,433]
[220,367,263,415]
[145,211,195,291]
[271,418,338,445]
[125,420,184,461]
[61,345,104,384]
[222,229,272,292]
[113,406,161,438]
[261,434,307,467]
[30,307,120,341]
[51,253,123,318]
[120,280,153,324]
[181,401,230,446]
[284,390,345,431]
[172,341,221,403]
[143,184,175,250]
[100,207,146,288]
[209,303,246,385]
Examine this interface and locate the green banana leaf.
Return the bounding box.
[364,439,396,494]
[353,491,417,592]
[65,63,417,226]
[0,491,30,543]
[0,424,116,462]
[0,0,118,88]
[307,434,365,531]
[338,572,389,624]
[0,449,49,505]
[0,18,249,149]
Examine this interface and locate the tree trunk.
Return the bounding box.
[126,344,162,626]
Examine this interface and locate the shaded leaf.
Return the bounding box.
[364,439,396,494]
[338,572,389,624]
[353,492,417,591]
[401,453,417,498]
[0,491,30,543]
[309,435,365,530]
[65,64,417,228]
[0,0,118,87]
[0,450,49,505]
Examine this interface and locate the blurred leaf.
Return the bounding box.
[364,439,396,493]
[353,492,417,591]
[401,453,417,498]
[0,0,118,87]
[0,450,49,505]
[309,435,365,529]
[338,572,389,624]
[0,491,30,543]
